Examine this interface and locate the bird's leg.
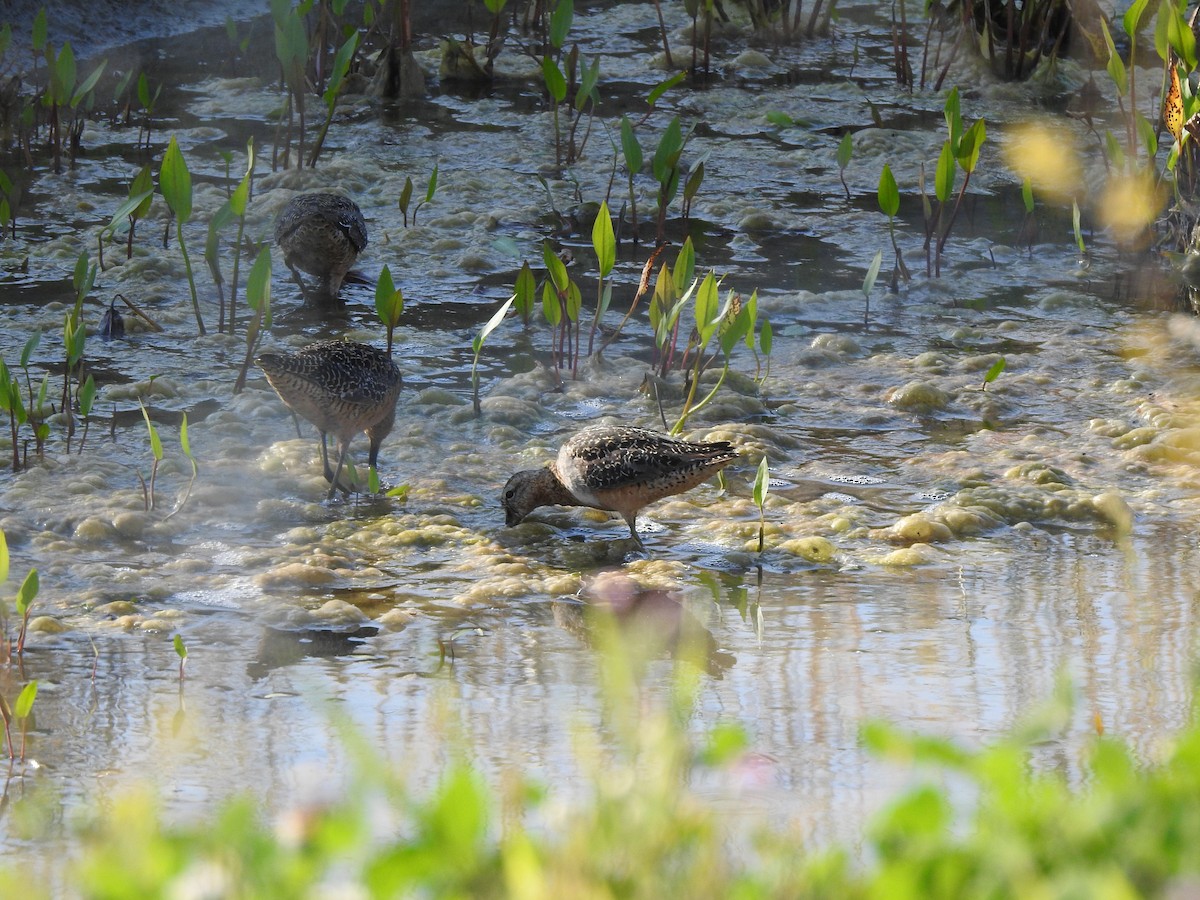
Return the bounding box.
[286,261,312,304]
[291,410,304,440]
[623,513,647,551]
[319,431,335,483]
[326,440,354,501]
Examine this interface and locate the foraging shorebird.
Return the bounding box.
[257,340,401,500]
[501,424,738,547]
[273,192,368,305]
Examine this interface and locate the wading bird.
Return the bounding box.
[501,424,737,548]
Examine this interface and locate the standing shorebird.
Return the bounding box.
[501,424,738,548]
[274,192,368,305]
[257,340,402,500]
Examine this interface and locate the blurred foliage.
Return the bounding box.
[4,670,1200,897]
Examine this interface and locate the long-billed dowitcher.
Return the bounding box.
[274,192,368,305]
[501,424,738,547]
[257,340,401,500]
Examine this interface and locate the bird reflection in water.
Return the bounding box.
[247,625,380,680]
[554,571,735,677]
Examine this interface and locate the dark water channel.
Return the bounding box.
[2,0,1199,876]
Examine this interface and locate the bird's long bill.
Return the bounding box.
[504,507,522,527]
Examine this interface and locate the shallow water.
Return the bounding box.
[2,0,1200,876]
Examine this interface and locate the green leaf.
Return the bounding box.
[141,403,163,461]
[71,59,107,107]
[1021,178,1034,214]
[180,412,193,460]
[592,201,615,277]
[514,260,536,321]
[575,54,599,111]
[14,681,37,719]
[549,0,574,49]
[32,8,47,52]
[246,245,272,312]
[541,279,562,326]
[74,369,95,417]
[1122,0,1153,39]
[541,56,567,103]
[159,136,193,224]
[21,330,41,368]
[863,250,883,300]
[720,301,752,357]
[836,132,853,169]
[174,633,187,660]
[753,457,769,509]
[542,241,569,292]
[982,357,1006,387]
[1135,111,1157,158]
[765,110,793,128]
[1100,18,1127,95]
[620,116,643,173]
[647,71,685,108]
[943,86,961,151]
[652,116,683,185]
[398,176,413,215]
[760,317,773,356]
[476,294,516,354]
[934,140,955,204]
[107,190,153,236]
[672,237,695,296]
[955,119,986,174]
[878,164,899,218]
[375,264,404,327]
[323,33,359,109]
[565,281,582,322]
[424,163,438,203]
[15,568,38,616]
[0,527,8,584]
[55,42,77,104]
[683,160,705,203]
[694,270,719,342]
[1156,0,1172,61]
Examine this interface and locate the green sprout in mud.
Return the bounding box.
[271,0,309,170]
[472,294,516,417]
[159,136,205,335]
[513,260,536,326]
[173,634,187,682]
[541,240,582,376]
[205,143,256,334]
[753,456,769,553]
[375,263,405,356]
[0,677,38,762]
[309,31,359,168]
[0,529,39,664]
[139,400,164,512]
[398,164,438,227]
[877,162,909,288]
[924,88,986,278]
[587,200,616,356]
[99,164,154,266]
[234,245,272,395]
[862,249,883,329]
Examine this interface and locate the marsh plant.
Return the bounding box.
[472,293,516,416]
[375,262,405,355]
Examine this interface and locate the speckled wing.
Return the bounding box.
[560,425,737,506]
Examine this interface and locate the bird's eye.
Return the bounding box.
[504,489,516,500]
